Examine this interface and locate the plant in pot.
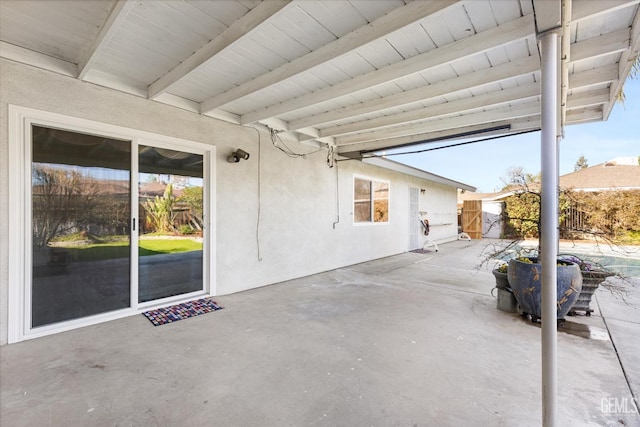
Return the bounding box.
[507,256,582,322]
[492,262,509,289]
[492,262,519,313]
[558,254,615,316]
[480,167,622,322]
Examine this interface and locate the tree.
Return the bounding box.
[574,155,588,171]
[143,184,176,233]
[500,167,569,239]
[32,165,99,247]
[501,166,540,189]
[499,166,640,241]
[179,186,203,219]
[564,189,640,238]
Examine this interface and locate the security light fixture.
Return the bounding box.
[235,149,250,160]
[227,148,250,163]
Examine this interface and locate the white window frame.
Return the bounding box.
[8,105,216,343]
[353,174,390,225]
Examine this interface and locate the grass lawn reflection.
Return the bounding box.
[52,237,202,262]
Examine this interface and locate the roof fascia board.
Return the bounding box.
[335,120,538,155]
[362,156,476,191]
[604,6,640,120]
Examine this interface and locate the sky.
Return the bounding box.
[391,78,640,193]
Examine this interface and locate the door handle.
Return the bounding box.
[133,218,136,231]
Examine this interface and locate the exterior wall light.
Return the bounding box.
[227,149,250,163]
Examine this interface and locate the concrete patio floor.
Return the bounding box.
[1,240,638,426]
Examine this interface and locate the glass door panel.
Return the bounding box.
[31,126,131,327]
[138,145,204,303]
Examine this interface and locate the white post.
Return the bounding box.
[539,30,560,427]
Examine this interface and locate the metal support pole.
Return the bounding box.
[539,30,560,427]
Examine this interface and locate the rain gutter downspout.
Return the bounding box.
[539,27,561,427]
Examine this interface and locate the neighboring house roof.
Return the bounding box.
[457,157,640,205]
[559,160,640,191]
[457,186,520,206]
[457,191,496,202]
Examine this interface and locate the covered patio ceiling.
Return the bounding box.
[1,0,639,158]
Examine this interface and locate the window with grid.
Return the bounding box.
[354,176,389,223]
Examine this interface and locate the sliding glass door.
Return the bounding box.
[137,145,204,303]
[31,126,132,327]
[30,126,207,328]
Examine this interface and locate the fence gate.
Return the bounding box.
[462,200,483,239]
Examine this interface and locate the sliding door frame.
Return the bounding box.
[134,138,212,309]
[8,105,216,343]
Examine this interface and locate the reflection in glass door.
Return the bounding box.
[29,126,207,328]
[31,126,131,327]
[138,145,204,303]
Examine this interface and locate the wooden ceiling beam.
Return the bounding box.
[569,64,619,89]
[334,101,541,145]
[566,88,609,109]
[199,0,458,114]
[148,0,290,100]
[316,82,540,139]
[77,0,136,80]
[289,55,540,131]
[240,13,534,125]
[566,107,603,124]
[571,0,640,22]
[532,0,561,33]
[570,28,630,63]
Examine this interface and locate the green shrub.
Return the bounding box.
[178,224,194,235]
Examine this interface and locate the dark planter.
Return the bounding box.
[508,257,582,321]
[492,268,517,312]
[492,269,510,290]
[495,287,518,313]
[569,270,614,316]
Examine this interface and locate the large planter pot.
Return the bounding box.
[569,270,614,316]
[508,257,582,321]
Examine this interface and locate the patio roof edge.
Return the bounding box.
[362,156,477,192]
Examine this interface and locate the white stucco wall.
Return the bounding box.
[0,59,460,344]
